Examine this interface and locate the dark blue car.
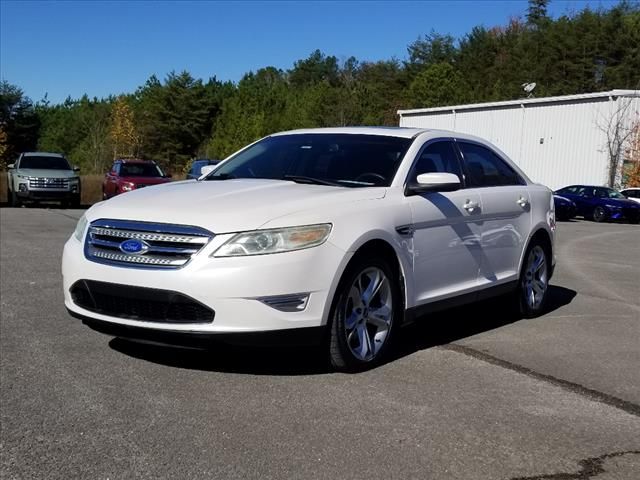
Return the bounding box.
[554,185,640,223]
[186,159,220,180]
[553,194,577,221]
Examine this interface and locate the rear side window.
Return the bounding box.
[557,186,578,195]
[409,141,462,183]
[458,142,524,187]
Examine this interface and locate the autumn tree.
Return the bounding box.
[110,96,139,159]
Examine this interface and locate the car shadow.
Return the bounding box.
[108,285,577,376]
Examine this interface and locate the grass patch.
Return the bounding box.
[81,174,104,205]
[0,173,7,204]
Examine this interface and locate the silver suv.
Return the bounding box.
[7,152,81,207]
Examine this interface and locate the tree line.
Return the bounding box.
[1,0,639,174]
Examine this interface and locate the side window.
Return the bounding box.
[409,141,462,183]
[557,186,577,195]
[113,163,120,175]
[577,187,592,197]
[458,142,523,188]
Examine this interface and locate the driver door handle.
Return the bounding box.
[517,196,529,208]
[463,199,479,212]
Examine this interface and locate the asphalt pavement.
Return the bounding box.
[1,207,639,479]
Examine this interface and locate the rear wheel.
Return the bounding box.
[517,243,550,318]
[329,255,400,372]
[592,206,607,222]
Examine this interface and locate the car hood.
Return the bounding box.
[15,168,76,178]
[553,195,574,204]
[87,179,386,233]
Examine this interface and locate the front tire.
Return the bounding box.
[517,243,550,318]
[10,191,21,208]
[592,206,607,222]
[329,255,400,372]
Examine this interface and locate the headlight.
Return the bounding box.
[212,224,332,257]
[121,182,134,192]
[73,214,88,242]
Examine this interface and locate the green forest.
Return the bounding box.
[1,0,639,174]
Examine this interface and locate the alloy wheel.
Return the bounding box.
[523,245,548,311]
[342,267,393,362]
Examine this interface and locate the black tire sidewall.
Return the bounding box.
[329,255,401,371]
[593,206,607,222]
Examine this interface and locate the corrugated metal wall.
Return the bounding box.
[399,96,639,190]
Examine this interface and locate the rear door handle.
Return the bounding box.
[463,200,479,212]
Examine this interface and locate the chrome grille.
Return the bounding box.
[29,177,69,189]
[84,219,213,269]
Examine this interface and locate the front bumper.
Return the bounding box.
[18,189,79,201]
[62,232,349,336]
[70,309,325,347]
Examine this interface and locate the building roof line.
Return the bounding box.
[397,90,640,116]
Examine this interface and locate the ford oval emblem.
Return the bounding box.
[119,238,150,255]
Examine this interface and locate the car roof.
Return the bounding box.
[116,159,155,164]
[22,152,65,158]
[269,127,497,145]
[621,187,640,191]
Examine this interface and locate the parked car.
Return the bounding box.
[620,187,640,204]
[553,194,577,221]
[554,185,640,223]
[7,152,81,207]
[102,159,171,199]
[63,127,556,371]
[186,159,220,180]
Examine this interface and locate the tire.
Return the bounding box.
[71,195,81,208]
[10,191,21,208]
[592,206,607,223]
[328,254,401,372]
[517,242,550,319]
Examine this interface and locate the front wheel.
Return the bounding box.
[10,191,21,208]
[328,256,400,372]
[592,206,607,223]
[517,243,550,318]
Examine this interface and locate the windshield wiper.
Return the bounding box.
[282,175,343,187]
[202,173,235,181]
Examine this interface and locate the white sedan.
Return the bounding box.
[620,187,640,204]
[62,127,555,371]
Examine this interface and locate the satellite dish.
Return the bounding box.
[522,82,537,97]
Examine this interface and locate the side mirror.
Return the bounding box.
[7,164,15,169]
[200,165,216,177]
[73,166,80,172]
[405,172,461,196]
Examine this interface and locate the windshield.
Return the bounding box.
[594,187,625,199]
[120,163,164,177]
[19,156,71,170]
[206,134,413,187]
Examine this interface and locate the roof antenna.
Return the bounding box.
[522,82,536,98]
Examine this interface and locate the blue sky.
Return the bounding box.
[1,0,616,104]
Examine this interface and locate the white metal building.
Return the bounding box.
[398,90,640,190]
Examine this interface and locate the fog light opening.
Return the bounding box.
[257,293,310,312]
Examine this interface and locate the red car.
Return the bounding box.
[102,159,172,199]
